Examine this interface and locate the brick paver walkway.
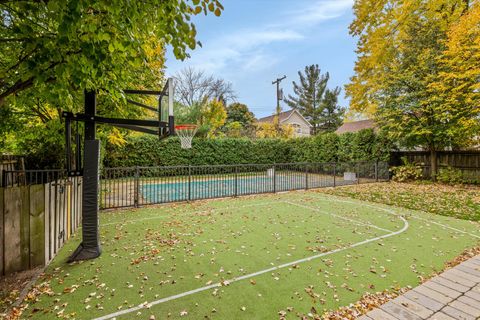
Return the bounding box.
[360,255,480,320]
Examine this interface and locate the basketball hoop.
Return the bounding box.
[175,124,198,149]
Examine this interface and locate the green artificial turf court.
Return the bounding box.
[23,190,480,319]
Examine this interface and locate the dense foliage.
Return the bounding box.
[1,0,223,106]
[104,136,292,167]
[436,167,467,185]
[346,0,480,176]
[0,0,223,156]
[225,103,255,128]
[103,129,391,168]
[391,160,423,183]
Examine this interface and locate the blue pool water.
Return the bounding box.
[140,175,323,203]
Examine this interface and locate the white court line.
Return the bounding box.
[94,203,408,320]
[284,201,393,233]
[309,194,480,240]
[101,201,279,227]
[409,215,480,239]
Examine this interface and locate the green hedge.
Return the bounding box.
[104,129,392,167]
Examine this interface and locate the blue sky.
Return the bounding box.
[165,0,356,118]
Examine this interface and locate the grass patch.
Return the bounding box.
[18,191,479,319]
[321,182,480,221]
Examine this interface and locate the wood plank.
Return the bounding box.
[390,296,433,319]
[423,281,462,299]
[442,306,475,320]
[448,300,480,318]
[414,285,453,304]
[450,266,480,281]
[20,185,30,270]
[48,182,56,261]
[366,308,399,320]
[403,290,444,312]
[0,187,4,275]
[429,312,456,320]
[29,184,45,267]
[4,187,22,274]
[457,295,480,311]
[440,271,476,287]
[44,182,50,264]
[380,301,422,320]
[66,182,71,240]
[431,276,470,293]
[52,182,58,254]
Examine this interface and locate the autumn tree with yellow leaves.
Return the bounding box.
[346,0,479,178]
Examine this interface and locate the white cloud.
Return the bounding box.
[179,28,303,73]
[169,0,353,76]
[287,0,354,26]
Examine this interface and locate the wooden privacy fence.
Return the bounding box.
[391,151,480,182]
[0,155,25,187]
[0,170,82,275]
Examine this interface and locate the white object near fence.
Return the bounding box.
[344,172,357,181]
[267,168,275,177]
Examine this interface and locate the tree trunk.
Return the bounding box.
[430,148,438,181]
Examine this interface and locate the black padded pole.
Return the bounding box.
[68,90,101,262]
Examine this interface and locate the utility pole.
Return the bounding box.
[272,75,286,133]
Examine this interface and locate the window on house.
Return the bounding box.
[291,123,301,133]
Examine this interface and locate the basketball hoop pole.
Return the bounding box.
[168,78,175,135]
[64,79,175,262]
[68,90,101,262]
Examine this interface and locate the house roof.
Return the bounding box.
[257,109,312,127]
[335,119,376,134]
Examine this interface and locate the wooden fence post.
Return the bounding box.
[0,187,3,275]
[29,184,45,268]
[4,187,22,274]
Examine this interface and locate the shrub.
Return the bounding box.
[391,157,423,182]
[104,136,292,167]
[104,129,392,168]
[437,166,464,185]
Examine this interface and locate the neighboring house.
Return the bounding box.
[256,109,312,137]
[335,119,376,134]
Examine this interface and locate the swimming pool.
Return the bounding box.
[140,174,345,204]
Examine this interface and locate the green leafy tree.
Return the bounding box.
[225,103,255,127]
[223,121,243,138]
[285,64,344,134]
[0,0,223,107]
[200,99,227,138]
[0,0,223,162]
[175,98,227,137]
[346,0,478,178]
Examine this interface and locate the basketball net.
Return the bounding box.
[175,124,198,149]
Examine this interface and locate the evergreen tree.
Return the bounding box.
[285,64,344,133]
[318,87,345,132]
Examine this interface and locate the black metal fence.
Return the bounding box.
[100,161,388,209]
